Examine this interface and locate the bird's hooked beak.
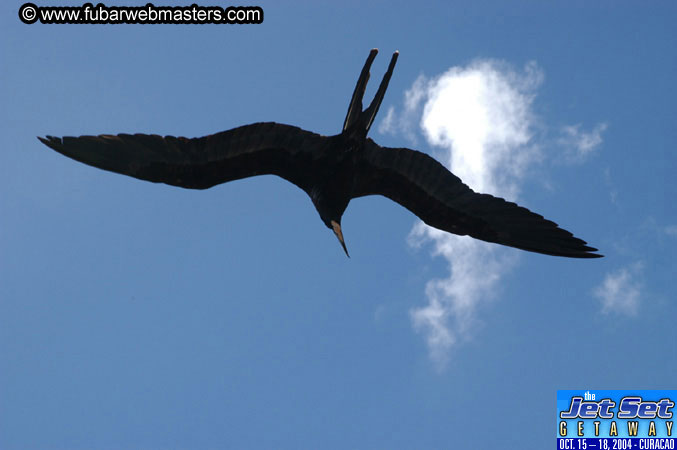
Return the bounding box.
[331,220,350,258]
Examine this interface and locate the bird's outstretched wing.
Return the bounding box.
[39,122,326,191]
[352,140,602,258]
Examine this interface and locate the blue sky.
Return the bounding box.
[2,1,676,449]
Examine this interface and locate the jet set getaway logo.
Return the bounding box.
[557,390,676,449]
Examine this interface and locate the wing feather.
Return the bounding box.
[353,140,601,258]
[38,122,326,191]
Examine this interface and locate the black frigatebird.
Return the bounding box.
[39,49,601,259]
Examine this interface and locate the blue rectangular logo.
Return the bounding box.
[557,390,676,449]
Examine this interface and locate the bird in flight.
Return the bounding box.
[39,49,601,259]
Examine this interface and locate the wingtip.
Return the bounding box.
[581,244,604,258]
[563,245,604,259]
[37,135,60,148]
[565,247,604,258]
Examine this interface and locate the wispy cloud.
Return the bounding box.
[409,230,517,365]
[593,263,643,316]
[381,59,544,367]
[602,167,619,205]
[378,106,397,136]
[664,225,677,237]
[558,122,608,163]
[379,75,428,144]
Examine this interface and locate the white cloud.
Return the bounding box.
[381,59,544,367]
[558,122,608,163]
[593,264,643,316]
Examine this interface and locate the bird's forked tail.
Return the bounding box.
[342,49,399,139]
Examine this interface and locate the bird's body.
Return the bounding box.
[39,49,602,259]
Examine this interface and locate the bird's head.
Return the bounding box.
[311,186,350,258]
